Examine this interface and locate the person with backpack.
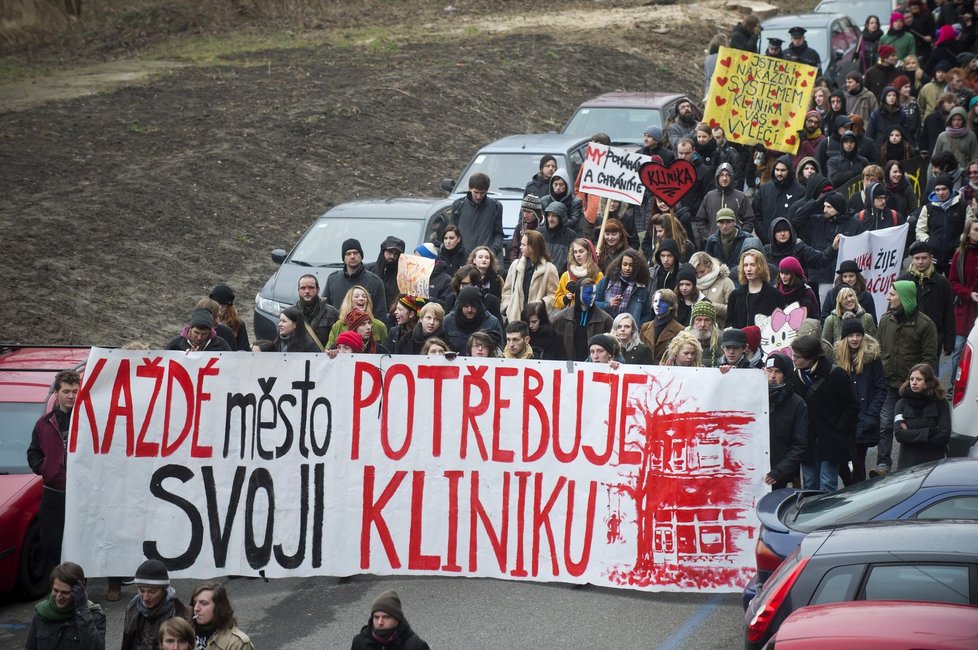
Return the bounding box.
[856,182,903,231]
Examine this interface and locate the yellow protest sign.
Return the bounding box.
[703,47,818,155]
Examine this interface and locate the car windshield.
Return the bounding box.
[453,153,571,194]
[815,1,893,29]
[289,218,422,267]
[787,463,932,533]
[563,107,662,145]
[0,402,45,473]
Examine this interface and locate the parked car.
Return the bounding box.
[951,320,978,456]
[759,13,861,89]
[440,133,591,245]
[743,458,978,608]
[0,345,90,599]
[764,600,978,650]
[814,0,898,31]
[560,92,695,149]
[253,198,452,341]
[745,519,978,649]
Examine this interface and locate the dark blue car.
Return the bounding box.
[743,458,978,609]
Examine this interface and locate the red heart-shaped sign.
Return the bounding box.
[772,119,779,126]
[785,135,797,146]
[708,118,721,129]
[715,96,726,106]
[801,80,808,87]
[745,99,752,106]
[731,132,741,139]
[751,119,759,127]
[741,54,749,61]
[716,76,728,86]
[638,159,697,208]
[731,109,739,116]
[794,70,801,78]
[720,56,731,68]
[807,69,815,76]
[789,111,797,118]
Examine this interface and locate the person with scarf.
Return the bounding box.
[833,317,886,484]
[917,173,967,274]
[609,312,654,365]
[811,193,866,296]
[554,237,602,310]
[402,302,447,355]
[442,285,503,353]
[501,229,559,324]
[191,583,253,650]
[893,75,922,142]
[879,14,917,55]
[792,111,825,173]
[853,15,883,74]
[27,562,105,650]
[856,182,903,231]
[874,281,939,477]
[726,248,782,329]
[898,240,956,361]
[776,257,820,319]
[165,308,232,352]
[819,260,879,323]
[844,72,878,125]
[879,126,916,164]
[689,251,735,328]
[437,224,468,279]
[509,196,542,264]
[823,287,878,343]
[596,248,652,325]
[294,274,339,348]
[467,245,503,301]
[932,106,978,170]
[883,160,918,217]
[949,217,978,374]
[687,299,721,367]
[596,217,628,272]
[763,353,808,489]
[660,330,704,367]
[693,162,755,247]
[351,590,429,650]
[385,295,425,354]
[704,208,763,288]
[674,263,700,327]
[346,307,389,354]
[272,307,323,353]
[894,363,951,469]
[640,289,684,363]
[790,334,859,493]
[523,301,564,361]
[122,560,191,650]
[552,278,612,361]
[540,201,577,275]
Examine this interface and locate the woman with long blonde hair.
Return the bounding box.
[554,238,603,310]
[833,317,885,483]
[327,285,388,348]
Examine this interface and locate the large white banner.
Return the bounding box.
[578,143,651,206]
[837,224,909,318]
[65,350,769,592]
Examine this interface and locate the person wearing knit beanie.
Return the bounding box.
[345,307,372,334]
[588,334,619,363]
[839,313,865,338]
[122,559,194,645]
[341,238,364,259]
[352,590,429,648]
[414,243,438,260]
[690,300,716,324]
[742,325,762,355]
[335,330,363,353]
[823,192,848,216]
[778,256,805,279]
[398,295,426,315]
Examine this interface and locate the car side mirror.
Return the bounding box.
[441,178,455,193]
[271,249,287,264]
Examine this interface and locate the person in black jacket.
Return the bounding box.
[209,284,250,351]
[274,307,322,352]
[819,259,879,323]
[166,308,232,352]
[524,155,556,198]
[523,301,564,360]
[295,274,340,348]
[367,235,405,315]
[764,353,808,489]
[437,225,468,278]
[324,238,387,313]
[809,193,866,294]
[27,562,105,650]
[790,335,859,493]
[729,14,760,52]
[894,363,951,469]
[753,156,804,245]
[897,241,956,360]
[351,590,430,650]
[827,131,869,187]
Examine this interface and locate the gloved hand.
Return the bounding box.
[71,582,88,609]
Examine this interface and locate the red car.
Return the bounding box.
[765,600,978,649]
[0,345,89,599]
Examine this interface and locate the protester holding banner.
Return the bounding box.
[26,562,105,650]
[810,193,867,294]
[401,302,446,355]
[828,131,870,187]
[598,197,641,250]
[763,217,837,280]
[500,229,559,324]
[191,583,253,650]
[165,308,232,353]
[660,330,703,367]
[610,312,654,365]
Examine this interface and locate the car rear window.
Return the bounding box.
[787,464,929,533]
[863,564,972,605]
[0,402,46,473]
[289,218,422,267]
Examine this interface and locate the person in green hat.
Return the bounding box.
[873,280,939,476]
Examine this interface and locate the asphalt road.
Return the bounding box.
[1,574,747,648]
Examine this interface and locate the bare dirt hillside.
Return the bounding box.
[0,0,812,346]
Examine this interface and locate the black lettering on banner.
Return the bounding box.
[225,393,256,459]
[273,464,308,569]
[202,465,246,568]
[313,462,324,568]
[245,468,274,569]
[143,464,203,570]
[309,397,331,457]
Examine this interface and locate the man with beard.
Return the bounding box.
[754,156,804,245]
[524,154,556,198]
[793,111,826,171]
[666,99,699,146]
[367,235,405,316]
[764,353,808,489]
[687,299,720,367]
[638,125,673,164]
[783,26,821,69]
[294,273,339,347]
[323,237,387,312]
[351,591,429,650]
[674,137,715,218]
[694,162,754,246]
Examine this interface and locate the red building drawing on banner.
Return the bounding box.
[607,375,758,589]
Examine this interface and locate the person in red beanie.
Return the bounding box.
[776,256,820,319]
[351,590,429,650]
[328,330,363,358]
[864,44,901,98]
[742,325,764,367]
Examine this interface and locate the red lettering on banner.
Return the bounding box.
[381,364,415,460]
[582,371,619,465]
[351,362,382,460]
[532,473,566,577]
[469,470,509,573]
[135,357,165,457]
[418,365,460,457]
[510,471,531,577]
[491,366,519,462]
[522,368,549,462]
[564,480,598,577]
[441,470,463,572]
[102,359,135,456]
[618,373,648,465]
[162,359,194,457]
[408,471,440,570]
[360,465,405,569]
[461,366,490,460]
[69,356,107,453]
[190,358,219,458]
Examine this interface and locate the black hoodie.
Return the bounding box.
[753,154,804,245]
[651,238,681,294]
[763,216,835,274]
[787,172,833,243]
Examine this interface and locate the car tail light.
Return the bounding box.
[747,554,809,643]
[953,343,973,406]
[755,536,784,574]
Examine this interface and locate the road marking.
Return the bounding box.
[658,593,727,650]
